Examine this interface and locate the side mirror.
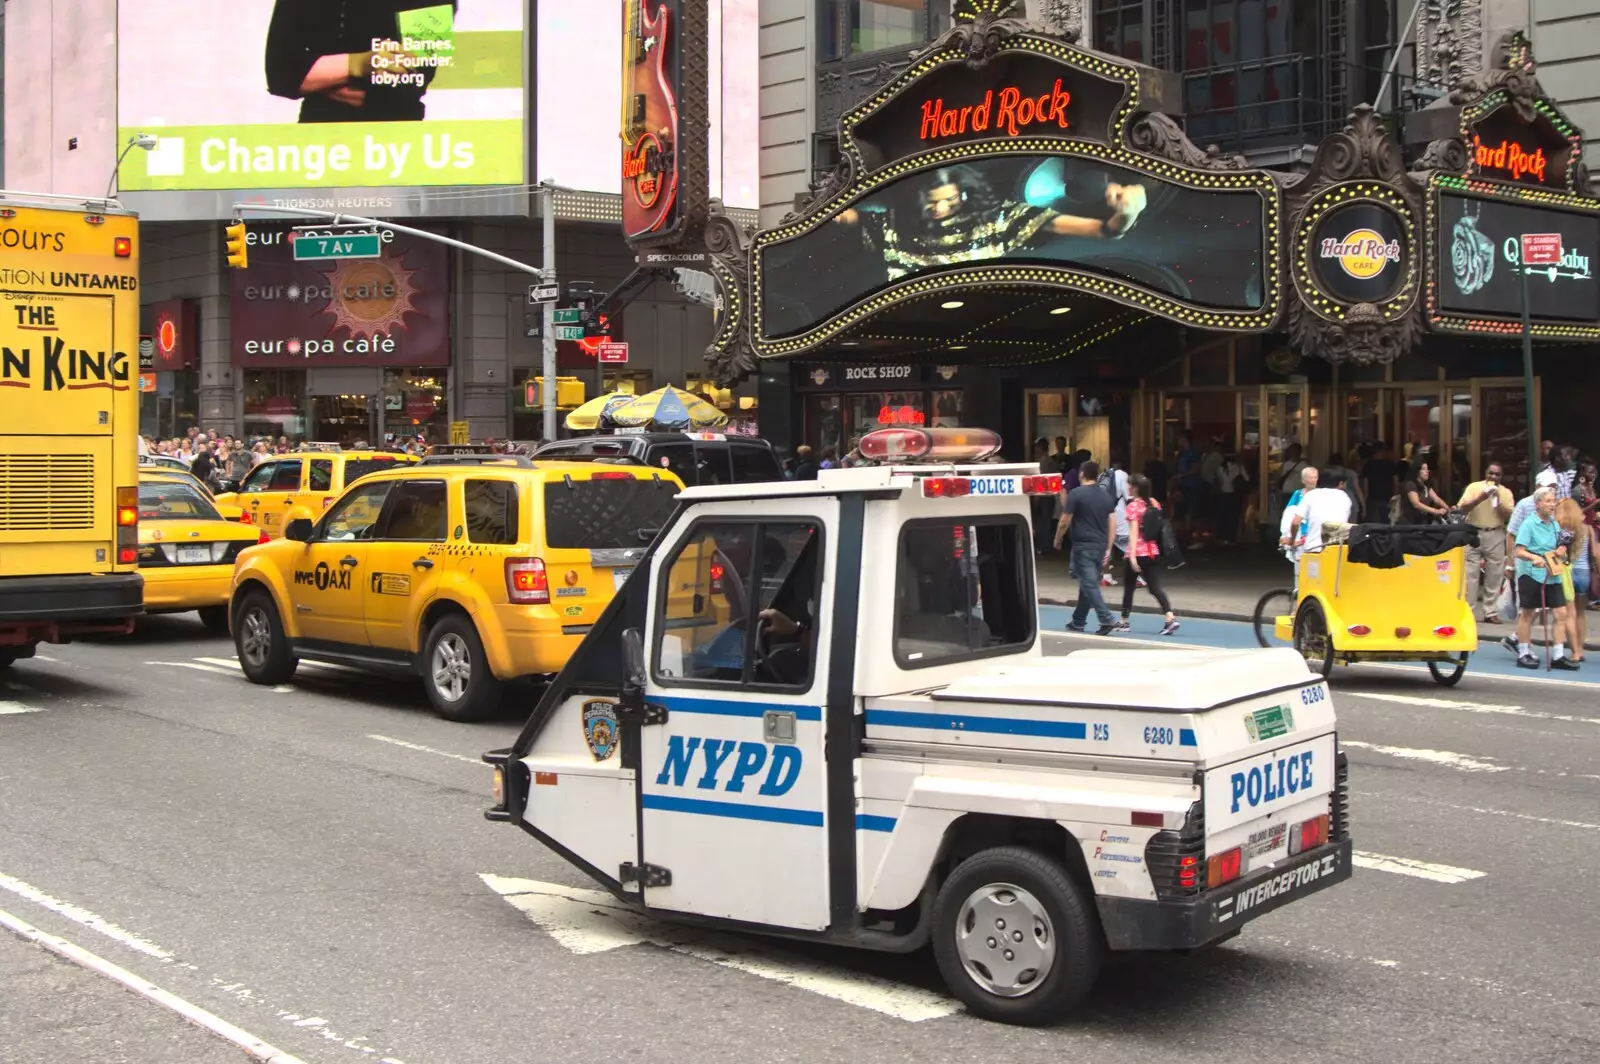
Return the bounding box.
[284,518,315,543]
[621,628,647,692]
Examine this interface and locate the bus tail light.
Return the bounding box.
[114,236,132,258]
[506,558,550,604]
[116,486,138,563]
[1394,626,1411,638]
[1288,814,1330,857]
[1206,847,1242,889]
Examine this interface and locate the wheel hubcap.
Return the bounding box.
[953,883,1055,997]
[239,608,271,667]
[432,634,471,702]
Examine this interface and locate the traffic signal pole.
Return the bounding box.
[541,183,558,442]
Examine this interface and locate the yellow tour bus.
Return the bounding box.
[0,191,144,669]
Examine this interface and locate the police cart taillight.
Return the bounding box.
[1021,473,1063,495]
[921,477,972,498]
[1206,847,1242,889]
[506,558,550,604]
[1288,814,1330,856]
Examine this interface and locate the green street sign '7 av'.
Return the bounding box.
[552,308,584,324]
[293,232,383,261]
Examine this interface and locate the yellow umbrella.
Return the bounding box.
[563,391,636,431]
[607,385,729,430]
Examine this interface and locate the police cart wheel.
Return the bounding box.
[932,845,1104,1025]
[0,650,15,671]
[1428,653,1469,686]
[1293,599,1335,679]
[198,605,230,635]
[422,614,503,723]
[233,591,297,686]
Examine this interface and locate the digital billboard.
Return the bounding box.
[1436,193,1600,323]
[757,154,1269,340]
[116,0,526,208]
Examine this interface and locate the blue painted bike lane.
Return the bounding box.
[1037,604,1600,687]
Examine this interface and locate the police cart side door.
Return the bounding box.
[639,498,839,930]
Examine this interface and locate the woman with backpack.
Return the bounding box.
[1119,474,1180,636]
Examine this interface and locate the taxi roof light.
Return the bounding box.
[858,426,1002,464]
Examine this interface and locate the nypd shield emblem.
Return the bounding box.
[583,700,620,761]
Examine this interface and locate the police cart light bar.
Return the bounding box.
[858,426,1003,463]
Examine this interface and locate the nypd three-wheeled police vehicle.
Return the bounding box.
[485,427,1351,1024]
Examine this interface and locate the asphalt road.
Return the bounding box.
[3,612,1599,1064]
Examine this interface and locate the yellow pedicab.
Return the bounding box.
[1258,523,1480,685]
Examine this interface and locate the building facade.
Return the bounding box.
[2,0,758,446]
[747,0,1600,527]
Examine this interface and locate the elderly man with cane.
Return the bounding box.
[1511,487,1578,670]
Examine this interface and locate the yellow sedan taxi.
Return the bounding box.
[137,475,267,632]
[140,467,246,522]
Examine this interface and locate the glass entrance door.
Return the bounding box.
[1264,385,1307,527]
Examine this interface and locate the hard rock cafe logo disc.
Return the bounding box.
[1318,229,1402,280]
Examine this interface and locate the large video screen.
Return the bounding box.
[116,0,527,191]
[757,155,1268,340]
[1436,193,1600,323]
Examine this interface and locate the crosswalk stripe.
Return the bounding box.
[147,661,237,677]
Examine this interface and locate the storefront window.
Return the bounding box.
[930,389,963,428]
[1479,384,1532,498]
[312,394,374,448]
[821,0,929,60]
[806,394,845,455]
[383,370,449,445]
[242,370,308,446]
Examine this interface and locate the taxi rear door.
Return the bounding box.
[249,458,306,537]
[637,497,839,930]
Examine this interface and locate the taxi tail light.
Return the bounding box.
[709,561,725,593]
[1346,624,1371,636]
[1288,814,1330,857]
[507,557,550,604]
[589,471,633,480]
[238,511,253,524]
[1021,473,1063,495]
[1433,625,1457,638]
[921,476,971,498]
[1206,847,1242,890]
[1394,626,1411,638]
[257,531,271,545]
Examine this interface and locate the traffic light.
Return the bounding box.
[223,223,248,270]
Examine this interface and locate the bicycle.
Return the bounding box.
[1253,543,1298,649]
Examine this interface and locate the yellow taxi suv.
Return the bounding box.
[228,453,683,721]
[137,475,268,633]
[214,449,418,538]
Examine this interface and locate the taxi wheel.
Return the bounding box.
[197,606,229,635]
[233,591,297,685]
[422,614,503,722]
[931,845,1103,1025]
[1293,599,1335,679]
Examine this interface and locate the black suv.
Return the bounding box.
[532,432,783,487]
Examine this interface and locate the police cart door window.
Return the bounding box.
[894,516,1035,668]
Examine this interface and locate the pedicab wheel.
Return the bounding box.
[1253,588,1297,649]
[1293,599,1335,679]
[931,846,1103,1025]
[1428,653,1469,686]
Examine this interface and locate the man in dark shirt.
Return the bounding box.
[1362,441,1398,524]
[266,0,457,123]
[1052,460,1118,634]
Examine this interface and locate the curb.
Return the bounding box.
[1038,596,1600,650]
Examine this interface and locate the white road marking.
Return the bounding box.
[1341,739,1506,773]
[1352,690,1600,728]
[0,872,173,960]
[0,875,414,1061]
[481,874,960,1022]
[149,661,238,677]
[1406,794,1600,833]
[195,656,243,670]
[367,734,483,766]
[198,655,350,674]
[0,701,43,715]
[32,653,59,662]
[1352,851,1487,884]
[272,685,295,694]
[0,907,308,1064]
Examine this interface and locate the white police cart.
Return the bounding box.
[485,427,1351,1024]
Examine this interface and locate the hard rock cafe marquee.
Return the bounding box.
[700,3,1600,396]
